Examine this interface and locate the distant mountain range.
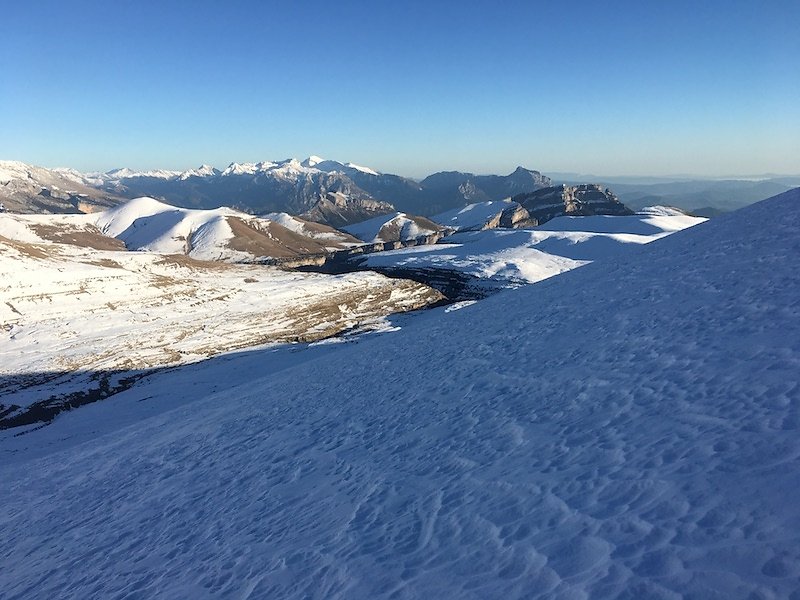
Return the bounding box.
[2,158,795,225]
[0,161,121,214]
[0,158,552,225]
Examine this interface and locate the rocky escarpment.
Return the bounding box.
[301,191,395,229]
[513,184,633,225]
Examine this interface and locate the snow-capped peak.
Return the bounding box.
[104,167,181,180]
[299,157,381,177]
[345,162,380,176]
[302,155,326,168]
[221,162,258,177]
[178,164,219,180]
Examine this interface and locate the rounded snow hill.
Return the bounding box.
[344,211,444,243]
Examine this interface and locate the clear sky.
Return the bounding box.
[2,0,798,177]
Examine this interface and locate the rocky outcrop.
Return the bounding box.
[301,192,395,229]
[498,203,535,228]
[513,184,632,225]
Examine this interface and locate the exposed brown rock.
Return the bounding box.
[513,184,632,225]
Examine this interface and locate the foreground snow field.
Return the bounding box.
[1,189,799,598]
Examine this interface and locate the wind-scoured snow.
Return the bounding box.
[0,189,797,598]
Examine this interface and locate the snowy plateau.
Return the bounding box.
[0,188,799,599]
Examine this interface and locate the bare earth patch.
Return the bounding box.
[28,223,127,251]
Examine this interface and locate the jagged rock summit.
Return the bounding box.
[514,184,633,225]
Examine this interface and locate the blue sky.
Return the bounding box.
[2,0,798,177]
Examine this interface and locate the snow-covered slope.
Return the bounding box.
[432,199,524,231]
[302,155,381,177]
[358,208,706,287]
[1,188,797,598]
[0,235,443,426]
[0,198,361,261]
[95,197,265,260]
[262,211,362,244]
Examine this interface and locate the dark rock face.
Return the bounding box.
[301,192,395,229]
[513,184,633,225]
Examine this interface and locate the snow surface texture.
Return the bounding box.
[261,211,353,243]
[360,209,705,286]
[1,189,798,598]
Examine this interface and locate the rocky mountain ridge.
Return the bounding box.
[0,158,554,225]
[513,184,632,225]
[0,161,122,214]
